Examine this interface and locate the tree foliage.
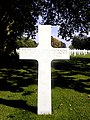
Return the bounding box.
[16,37,38,48]
[0,0,89,55]
[51,36,66,48]
[0,0,40,55]
[72,36,90,49]
[40,0,90,39]
[69,44,75,49]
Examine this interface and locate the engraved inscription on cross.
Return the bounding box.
[19,25,70,115]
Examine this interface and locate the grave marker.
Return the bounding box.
[19,25,70,114]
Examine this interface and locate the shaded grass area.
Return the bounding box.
[0,55,90,120]
[0,59,38,92]
[52,56,90,94]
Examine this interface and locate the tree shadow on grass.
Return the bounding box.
[0,59,38,92]
[51,57,90,94]
[0,58,38,114]
[0,98,37,114]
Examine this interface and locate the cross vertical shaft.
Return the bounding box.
[38,25,52,48]
[38,25,52,114]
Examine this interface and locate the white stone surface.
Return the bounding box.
[19,25,70,115]
[70,49,89,56]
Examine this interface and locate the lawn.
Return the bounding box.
[0,54,90,120]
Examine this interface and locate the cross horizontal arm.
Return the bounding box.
[19,48,70,61]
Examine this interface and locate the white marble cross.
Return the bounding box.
[19,25,70,114]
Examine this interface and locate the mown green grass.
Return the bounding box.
[0,55,90,120]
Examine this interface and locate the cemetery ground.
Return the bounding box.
[0,54,90,120]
